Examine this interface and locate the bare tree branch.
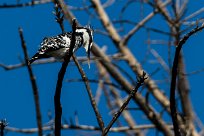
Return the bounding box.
[0,0,52,8]
[150,49,170,74]
[103,72,148,136]
[122,0,171,45]
[170,24,204,136]
[182,67,204,76]
[2,1,204,136]
[0,54,124,70]
[5,124,173,134]
[54,2,173,135]
[54,19,77,136]
[97,57,144,136]
[53,2,104,133]
[0,119,8,136]
[183,7,204,22]
[66,79,123,90]
[90,0,173,119]
[72,54,105,131]
[53,3,65,33]
[92,44,172,136]
[18,27,43,136]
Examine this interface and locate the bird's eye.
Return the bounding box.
[76,32,83,36]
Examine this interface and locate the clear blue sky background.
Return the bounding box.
[0,0,204,136]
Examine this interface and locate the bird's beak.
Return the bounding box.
[87,43,91,69]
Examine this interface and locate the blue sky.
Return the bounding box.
[0,0,204,136]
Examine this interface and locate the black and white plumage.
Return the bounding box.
[28,26,93,66]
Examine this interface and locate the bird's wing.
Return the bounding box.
[38,37,66,54]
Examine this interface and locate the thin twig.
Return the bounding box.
[53,3,65,33]
[97,61,142,135]
[66,79,123,90]
[122,0,171,45]
[182,67,204,76]
[112,19,172,35]
[5,124,173,134]
[18,27,43,136]
[183,7,204,22]
[112,62,135,84]
[150,49,170,74]
[54,19,77,136]
[170,24,204,136]
[54,0,75,24]
[0,54,124,70]
[0,0,51,8]
[72,54,105,131]
[96,62,124,128]
[103,72,148,136]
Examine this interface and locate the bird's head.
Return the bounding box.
[76,25,94,68]
[76,25,93,52]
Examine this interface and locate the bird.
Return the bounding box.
[28,25,93,67]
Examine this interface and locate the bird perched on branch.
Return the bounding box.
[28,25,93,67]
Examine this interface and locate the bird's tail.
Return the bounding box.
[28,53,40,65]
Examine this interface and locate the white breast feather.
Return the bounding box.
[82,32,90,52]
[63,36,71,46]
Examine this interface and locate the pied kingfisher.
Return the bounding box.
[28,25,93,66]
